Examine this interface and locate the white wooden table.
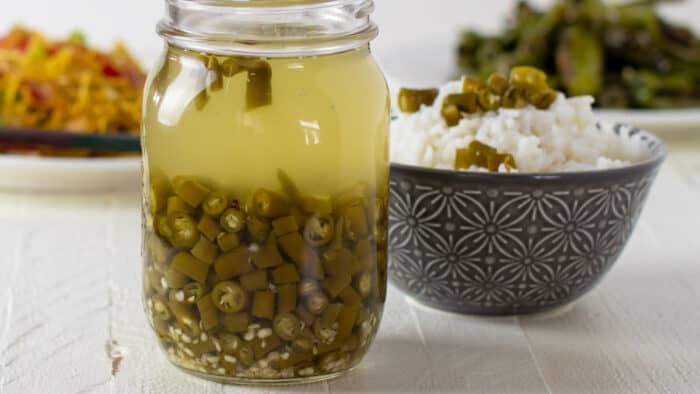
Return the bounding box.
[0,136,699,394]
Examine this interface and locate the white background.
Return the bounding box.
[2,0,699,85]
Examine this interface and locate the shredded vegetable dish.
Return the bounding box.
[0,26,145,156]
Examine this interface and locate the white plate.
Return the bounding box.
[595,109,700,135]
[0,154,140,192]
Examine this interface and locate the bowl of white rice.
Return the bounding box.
[388,77,666,315]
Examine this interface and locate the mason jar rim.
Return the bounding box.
[159,0,378,57]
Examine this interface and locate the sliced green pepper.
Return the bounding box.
[273,312,301,341]
[252,234,284,269]
[304,215,334,247]
[190,237,218,265]
[198,215,224,242]
[398,88,439,113]
[239,270,269,291]
[221,312,250,333]
[173,176,210,208]
[252,189,290,218]
[277,284,297,313]
[196,293,220,330]
[220,208,246,233]
[202,192,228,217]
[216,232,240,253]
[212,281,248,313]
[171,252,209,284]
[271,215,299,236]
[271,264,300,285]
[323,273,352,299]
[169,213,200,248]
[251,291,275,320]
[214,247,254,280]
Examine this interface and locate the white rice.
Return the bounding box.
[390,80,649,173]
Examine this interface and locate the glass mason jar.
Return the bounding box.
[141,0,389,385]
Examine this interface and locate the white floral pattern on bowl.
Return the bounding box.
[388,123,666,315]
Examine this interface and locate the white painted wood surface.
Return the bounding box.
[0,136,699,394]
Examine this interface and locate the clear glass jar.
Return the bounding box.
[141,0,389,385]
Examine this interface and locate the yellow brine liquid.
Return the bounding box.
[143,46,390,196]
[141,45,390,382]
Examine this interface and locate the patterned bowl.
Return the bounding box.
[388,123,666,315]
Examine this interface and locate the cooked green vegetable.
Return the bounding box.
[179,282,206,304]
[212,281,248,313]
[252,189,290,218]
[304,215,335,247]
[143,173,386,380]
[277,283,297,313]
[456,0,700,109]
[173,176,210,207]
[197,294,220,330]
[216,232,240,253]
[202,192,228,217]
[273,312,301,341]
[220,208,246,233]
[251,290,275,320]
[239,270,269,291]
[454,140,517,172]
[190,237,218,264]
[398,88,440,113]
[169,213,200,248]
[171,252,209,283]
[272,264,301,284]
[244,60,272,110]
[198,215,224,242]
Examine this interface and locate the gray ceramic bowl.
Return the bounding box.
[388,123,666,315]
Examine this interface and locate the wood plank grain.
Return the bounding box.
[101,191,224,394]
[0,193,114,394]
[404,296,550,394]
[519,161,700,393]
